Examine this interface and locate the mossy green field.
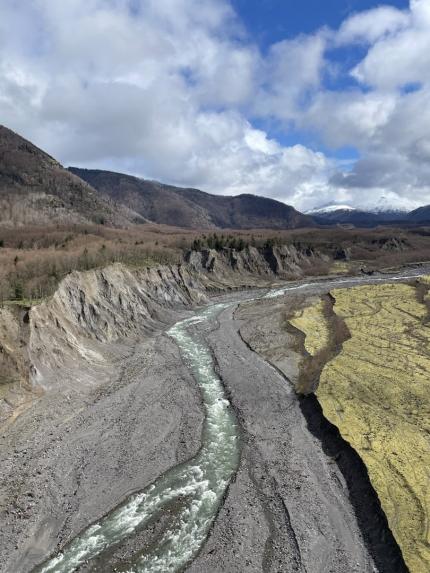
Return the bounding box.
[291,279,430,573]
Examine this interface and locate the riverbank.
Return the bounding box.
[1,266,428,572]
[0,329,204,572]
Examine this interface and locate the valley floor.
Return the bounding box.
[0,268,427,573]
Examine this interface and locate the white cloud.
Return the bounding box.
[303,90,398,148]
[0,0,334,211]
[0,0,429,212]
[351,1,430,89]
[336,5,409,45]
[254,32,327,120]
[299,0,430,210]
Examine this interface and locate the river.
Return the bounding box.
[34,269,427,573]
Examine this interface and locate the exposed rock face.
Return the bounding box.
[0,306,32,420]
[333,246,351,260]
[28,263,208,389]
[371,236,410,251]
[186,244,325,281]
[0,267,207,572]
[1,244,326,409]
[0,307,29,384]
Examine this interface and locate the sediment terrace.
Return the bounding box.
[289,279,430,573]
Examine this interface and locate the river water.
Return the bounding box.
[36,302,239,573]
[34,269,427,573]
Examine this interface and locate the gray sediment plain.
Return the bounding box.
[0,331,204,573]
[187,299,376,573]
[1,266,426,572]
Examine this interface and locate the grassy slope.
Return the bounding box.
[291,281,430,573]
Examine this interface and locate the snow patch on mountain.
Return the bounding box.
[306,204,356,214]
[307,195,417,215]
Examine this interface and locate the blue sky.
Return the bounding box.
[233,0,409,161]
[0,0,429,211]
[232,0,409,46]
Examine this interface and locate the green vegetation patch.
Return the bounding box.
[290,299,331,356]
[290,280,430,573]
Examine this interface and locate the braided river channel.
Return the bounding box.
[34,271,425,573]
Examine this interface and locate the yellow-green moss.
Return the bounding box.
[290,299,330,356]
[330,261,350,275]
[315,282,430,573]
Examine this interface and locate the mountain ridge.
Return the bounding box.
[407,205,430,224]
[1,124,429,230]
[69,167,314,230]
[0,125,145,227]
[308,206,413,228]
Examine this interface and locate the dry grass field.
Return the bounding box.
[1,223,429,304]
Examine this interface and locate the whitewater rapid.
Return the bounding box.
[35,303,239,573]
[34,269,425,572]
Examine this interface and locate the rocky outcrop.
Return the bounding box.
[28,263,208,390]
[333,246,351,261]
[2,244,328,400]
[371,237,410,251]
[0,307,30,384]
[186,244,326,281]
[0,306,32,420]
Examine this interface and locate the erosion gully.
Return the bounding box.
[34,270,426,573]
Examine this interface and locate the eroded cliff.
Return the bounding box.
[1,243,324,406]
[29,263,208,390]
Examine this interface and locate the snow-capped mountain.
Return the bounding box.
[307,200,413,216]
[306,204,356,215]
[306,193,421,216]
[307,201,409,227]
[369,195,415,214]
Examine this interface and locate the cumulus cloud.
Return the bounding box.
[351,4,430,89]
[336,5,409,46]
[0,0,333,210]
[254,32,327,121]
[303,90,398,148]
[0,0,429,211]
[297,0,430,210]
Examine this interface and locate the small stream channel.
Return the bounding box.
[34,270,426,573]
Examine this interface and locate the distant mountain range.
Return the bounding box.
[307,205,409,227]
[307,203,430,227]
[0,124,429,230]
[69,167,313,230]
